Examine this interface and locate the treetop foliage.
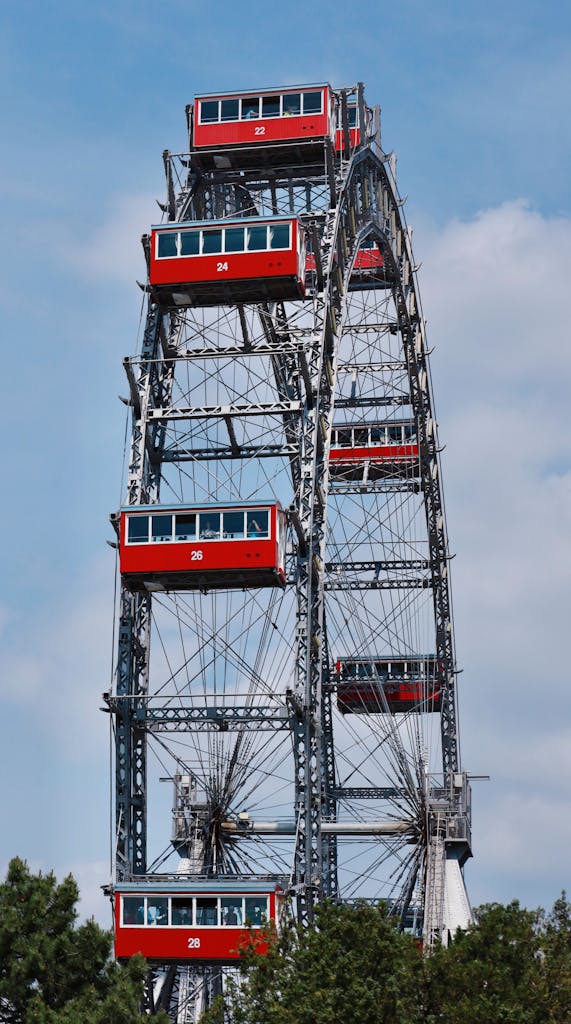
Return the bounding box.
[1,858,569,1024]
[202,894,571,1024]
[0,858,168,1024]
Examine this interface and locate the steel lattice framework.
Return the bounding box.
[106,82,473,1020]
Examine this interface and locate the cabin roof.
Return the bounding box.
[194,84,330,100]
[151,215,297,232]
[120,500,280,515]
[115,880,282,894]
[337,654,437,662]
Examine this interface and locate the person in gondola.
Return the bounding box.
[247,517,264,538]
[200,519,218,539]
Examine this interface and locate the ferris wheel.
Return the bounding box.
[106,81,473,1020]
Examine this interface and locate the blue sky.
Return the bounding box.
[1,0,570,922]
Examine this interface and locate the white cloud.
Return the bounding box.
[414,202,571,670]
[0,555,113,759]
[59,858,112,925]
[419,200,571,392]
[471,728,571,795]
[413,201,571,907]
[60,193,157,285]
[471,789,571,907]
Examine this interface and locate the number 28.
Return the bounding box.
[187,937,201,949]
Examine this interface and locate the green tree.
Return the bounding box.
[540,894,571,1023]
[201,895,571,1024]
[0,858,168,1024]
[202,900,424,1024]
[424,900,551,1024]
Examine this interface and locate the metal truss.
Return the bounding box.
[105,695,291,732]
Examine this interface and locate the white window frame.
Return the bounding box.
[301,89,323,116]
[126,514,151,545]
[239,95,261,120]
[199,98,221,124]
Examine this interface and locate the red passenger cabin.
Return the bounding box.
[119,502,287,592]
[114,881,282,963]
[335,102,373,153]
[348,238,388,289]
[351,239,384,271]
[336,657,442,714]
[190,85,335,168]
[329,420,419,481]
[305,237,388,290]
[148,216,306,308]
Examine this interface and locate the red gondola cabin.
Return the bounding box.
[335,101,374,153]
[114,881,282,963]
[330,420,419,481]
[306,239,384,271]
[148,216,306,308]
[351,239,384,271]
[305,238,388,291]
[190,85,335,168]
[336,657,442,714]
[119,502,287,592]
